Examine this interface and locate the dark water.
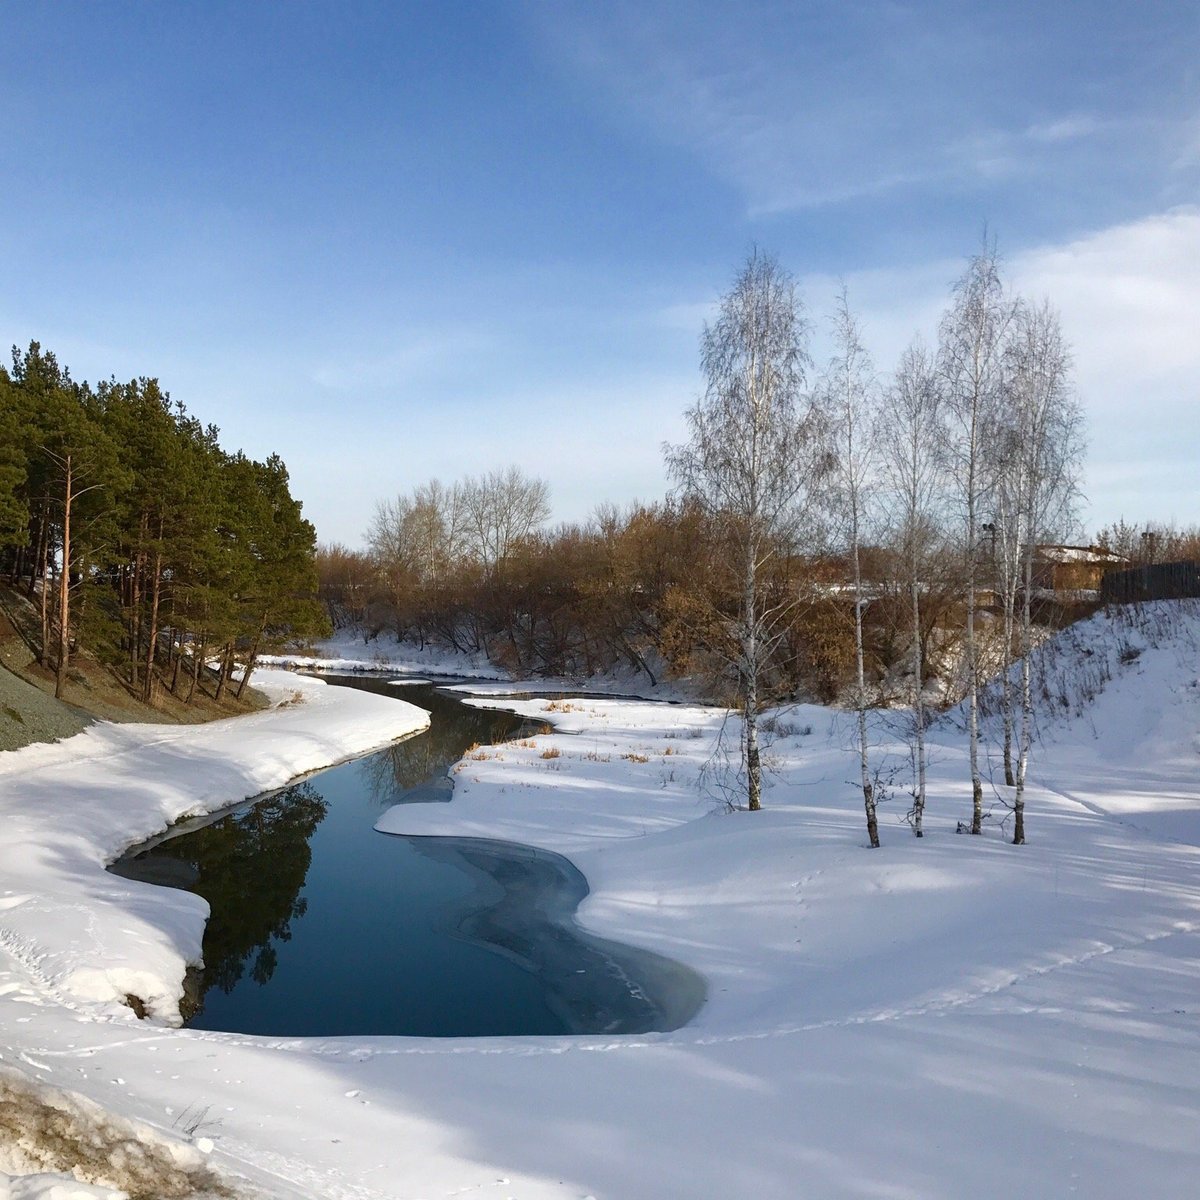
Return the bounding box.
[110,675,704,1038]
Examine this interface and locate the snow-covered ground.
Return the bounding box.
[1,606,1199,1198]
[261,628,694,700]
[258,629,509,681]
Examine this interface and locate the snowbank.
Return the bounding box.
[0,670,429,1025]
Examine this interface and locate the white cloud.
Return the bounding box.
[1024,114,1107,144]
[1010,209,1200,526]
[532,5,1189,215]
[810,209,1200,530]
[1011,207,1200,388]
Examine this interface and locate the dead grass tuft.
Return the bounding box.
[0,1071,236,1198]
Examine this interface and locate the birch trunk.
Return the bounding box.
[1013,547,1034,844]
[910,568,926,837]
[743,540,761,812]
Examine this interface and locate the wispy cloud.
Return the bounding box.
[1024,114,1108,144]
[532,2,1197,216]
[309,325,500,392]
[1170,112,1200,170]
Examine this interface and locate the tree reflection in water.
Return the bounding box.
[130,782,328,1009]
[325,677,535,806]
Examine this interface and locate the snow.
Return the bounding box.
[0,1175,122,1200]
[1,606,1199,1198]
[263,628,694,699]
[1036,543,1126,564]
[259,628,509,680]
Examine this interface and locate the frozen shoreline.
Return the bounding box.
[0,670,430,1025]
[0,606,1199,1198]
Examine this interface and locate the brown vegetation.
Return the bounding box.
[0,584,266,727]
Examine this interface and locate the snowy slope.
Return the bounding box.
[0,670,430,1026]
[0,608,1198,1198]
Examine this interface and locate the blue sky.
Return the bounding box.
[2,1,1197,544]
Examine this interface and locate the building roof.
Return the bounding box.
[1034,544,1129,566]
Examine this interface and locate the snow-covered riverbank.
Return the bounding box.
[2,607,1199,1198]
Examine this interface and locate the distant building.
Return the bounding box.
[1031,544,1129,594]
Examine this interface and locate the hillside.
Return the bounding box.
[0,586,268,751]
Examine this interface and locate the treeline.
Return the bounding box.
[0,342,325,705]
[1094,519,1200,565]
[318,485,969,700]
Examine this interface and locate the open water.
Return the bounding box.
[110,674,704,1038]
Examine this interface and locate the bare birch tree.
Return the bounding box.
[881,339,944,837]
[665,250,828,812]
[824,288,881,846]
[938,240,1016,834]
[460,466,551,572]
[1004,300,1084,843]
[988,407,1022,787]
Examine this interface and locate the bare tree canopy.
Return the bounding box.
[822,287,882,846]
[938,239,1017,834]
[665,249,829,811]
[459,466,551,572]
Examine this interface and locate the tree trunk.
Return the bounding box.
[171,629,184,695]
[186,637,204,704]
[966,499,983,834]
[1013,549,1034,844]
[999,519,1016,787]
[235,616,266,701]
[214,643,233,702]
[851,509,878,848]
[28,504,47,600]
[38,527,50,668]
[910,570,926,837]
[743,540,761,812]
[141,529,163,705]
[745,699,761,811]
[54,456,72,701]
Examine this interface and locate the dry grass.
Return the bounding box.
[621,752,650,764]
[540,747,561,760]
[543,700,581,713]
[0,1071,236,1199]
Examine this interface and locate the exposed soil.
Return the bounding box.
[0,1069,238,1199]
[0,585,268,751]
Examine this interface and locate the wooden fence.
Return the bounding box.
[1100,560,1200,604]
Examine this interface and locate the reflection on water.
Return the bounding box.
[324,674,535,805]
[111,782,329,1013]
[110,675,704,1038]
